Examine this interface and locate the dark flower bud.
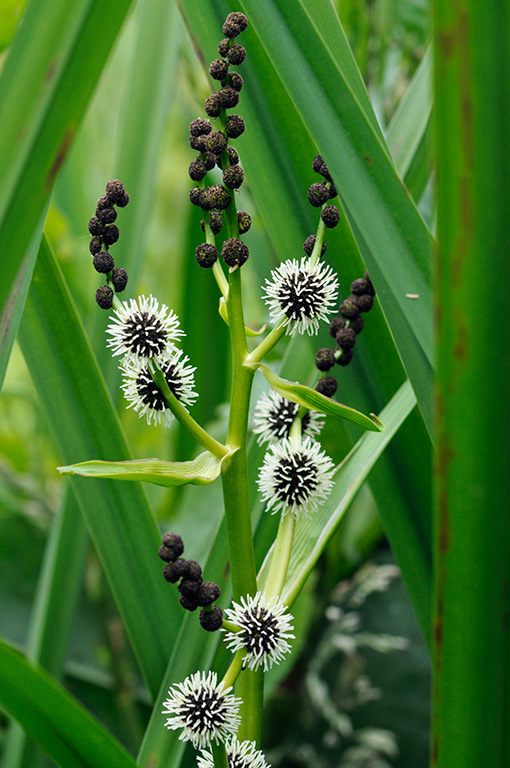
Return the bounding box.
[96,205,117,224]
[218,86,239,109]
[350,316,365,334]
[237,210,251,234]
[364,271,376,296]
[202,151,217,170]
[227,71,244,92]
[162,532,184,555]
[218,38,230,57]
[195,243,218,268]
[307,182,330,207]
[321,204,340,228]
[312,154,324,173]
[179,594,198,612]
[103,224,119,246]
[223,164,244,189]
[200,212,223,235]
[227,42,246,65]
[204,131,228,155]
[186,560,203,582]
[357,294,374,312]
[189,133,207,152]
[205,184,232,211]
[315,348,335,371]
[189,118,212,137]
[319,162,332,182]
[111,268,128,293]
[204,93,221,117]
[105,179,128,205]
[93,251,115,274]
[89,236,102,255]
[350,278,370,296]
[200,605,223,631]
[336,347,354,367]
[336,327,357,350]
[227,146,239,165]
[189,187,205,207]
[316,376,338,397]
[327,183,338,199]
[188,159,207,181]
[329,316,345,338]
[223,11,248,37]
[96,194,111,211]
[339,295,361,319]
[179,577,202,600]
[88,216,104,236]
[162,558,189,583]
[196,581,221,607]
[303,234,326,257]
[225,114,245,138]
[158,545,175,562]
[95,285,114,309]
[117,191,130,207]
[221,237,249,267]
[209,58,229,80]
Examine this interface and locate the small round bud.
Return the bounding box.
[196,581,221,607]
[328,183,338,199]
[307,182,329,207]
[303,234,326,257]
[209,58,229,80]
[88,216,104,236]
[178,578,202,600]
[221,237,249,267]
[364,271,376,296]
[225,114,245,138]
[111,267,128,293]
[105,179,128,205]
[200,212,223,235]
[200,605,223,631]
[205,184,232,211]
[329,317,345,338]
[186,560,203,582]
[336,347,354,367]
[89,236,102,255]
[189,187,205,207]
[95,285,113,309]
[162,558,189,583]
[189,134,207,152]
[223,12,248,37]
[93,251,115,274]
[204,93,221,117]
[195,243,218,268]
[189,118,212,137]
[188,159,207,181]
[237,210,251,234]
[202,151,217,170]
[226,71,244,92]
[227,42,246,65]
[315,348,335,371]
[319,162,332,182]
[223,164,244,189]
[96,195,111,211]
[96,205,117,224]
[158,545,175,562]
[117,191,130,207]
[204,131,228,155]
[350,316,365,334]
[227,146,239,165]
[321,205,340,228]
[179,594,198,612]
[316,376,338,397]
[162,532,184,557]
[103,224,119,246]
[336,327,357,350]
[217,86,239,109]
[312,154,324,173]
[350,278,370,296]
[339,295,361,319]
[218,38,230,57]
[357,294,374,312]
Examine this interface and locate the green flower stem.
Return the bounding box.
[222,620,241,634]
[221,649,245,689]
[149,362,228,459]
[211,742,229,768]
[263,513,296,600]
[310,215,327,268]
[213,260,229,299]
[245,322,287,366]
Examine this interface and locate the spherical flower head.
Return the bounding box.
[162,671,241,749]
[223,592,294,672]
[252,390,324,446]
[262,257,338,336]
[197,736,270,768]
[106,294,184,364]
[120,348,198,427]
[257,435,335,519]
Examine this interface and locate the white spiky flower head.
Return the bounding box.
[197,736,271,768]
[262,257,338,336]
[252,389,325,446]
[106,294,184,364]
[257,435,335,519]
[223,592,294,672]
[120,348,198,427]
[162,671,242,750]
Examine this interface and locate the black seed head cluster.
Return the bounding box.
[189,13,250,271]
[159,532,223,630]
[89,180,130,310]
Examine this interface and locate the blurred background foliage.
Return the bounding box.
[0,0,431,766]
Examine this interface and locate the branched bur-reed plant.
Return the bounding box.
[60,12,383,768]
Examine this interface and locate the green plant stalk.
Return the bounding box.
[246,322,287,365]
[211,742,229,768]
[263,513,295,599]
